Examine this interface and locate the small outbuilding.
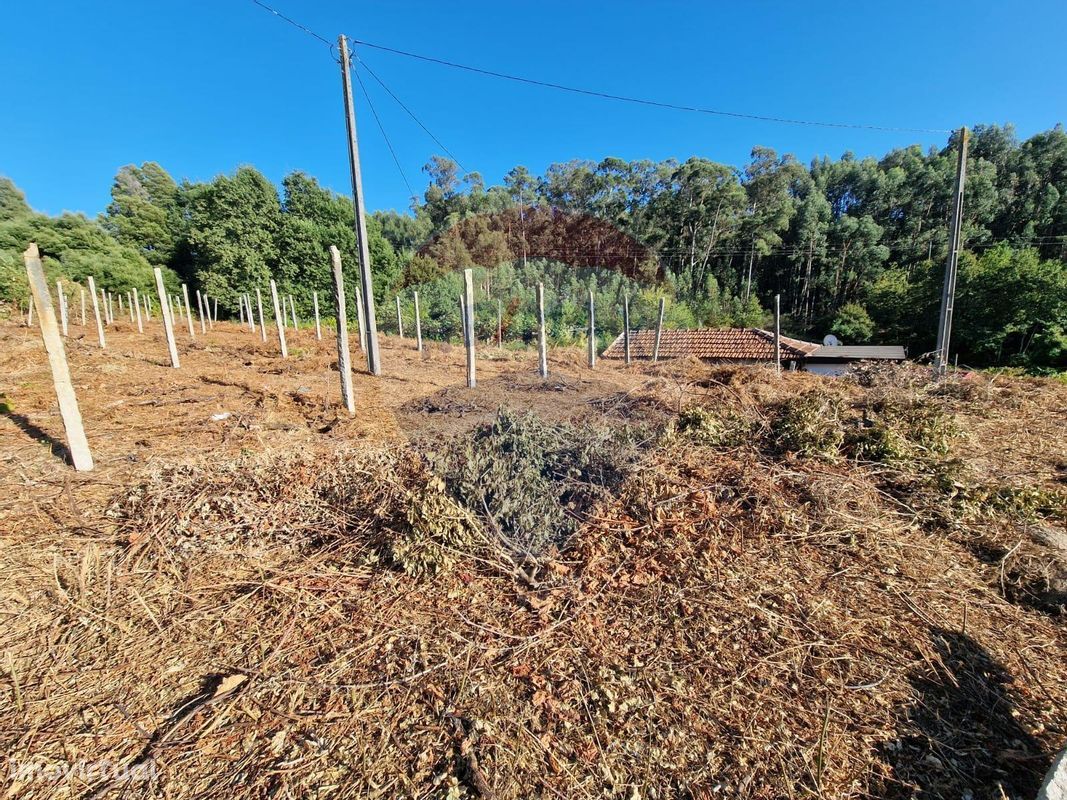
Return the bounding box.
[803,345,908,376]
[601,327,906,374]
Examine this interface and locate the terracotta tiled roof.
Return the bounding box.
[601,328,819,361]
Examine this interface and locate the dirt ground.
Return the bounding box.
[0,314,657,515]
[2,311,1066,800]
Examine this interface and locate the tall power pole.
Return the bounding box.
[935,127,968,376]
[338,35,381,376]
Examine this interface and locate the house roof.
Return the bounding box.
[807,345,906,360]
[601,328,820,361]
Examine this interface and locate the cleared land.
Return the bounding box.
[1,313,1065,799]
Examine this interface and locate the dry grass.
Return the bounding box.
[0,316,1065,799]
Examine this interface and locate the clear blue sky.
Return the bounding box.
[3,0,1065,218]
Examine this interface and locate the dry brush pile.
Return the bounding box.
[2,365,1066,799]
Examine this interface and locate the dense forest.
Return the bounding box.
[2,123,1065,370]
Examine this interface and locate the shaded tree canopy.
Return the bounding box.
[2,121,1065,370]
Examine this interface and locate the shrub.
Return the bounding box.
[772,390,846,458]
[432,409,645,556]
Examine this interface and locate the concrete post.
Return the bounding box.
[23,245,93,471]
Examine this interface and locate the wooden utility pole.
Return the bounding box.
[313,291,322,340]
[773,293,782,376]
[463,269,476,388]
[329,246,355,414]
[23,245,93,471]
[587,288,596,369]
[354,286,367,352]
[87,276,105,348]
[154,268,180,368]
[537,283,548,378]
[338,35,381,375]
[623,293,631,365]
[270,280,288,358]
[653,297,666,362]
[414,291,423,353]
[935,127,968,377]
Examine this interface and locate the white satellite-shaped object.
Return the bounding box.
[822,334,842,346]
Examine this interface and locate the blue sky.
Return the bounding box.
[3,1,1065,218]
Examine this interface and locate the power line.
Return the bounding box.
[350,54,418,205]
[356,57,469,174]
[247,1,952,135]
[250,0,333,49]
[348,38,953,135]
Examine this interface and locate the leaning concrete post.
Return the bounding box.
[56,281,68,336]
[239,295,246,327]
[107,292,114,324]
[653,297,666,363]
[182,284,195,338]
[142,295,150,322]
[414,291,423,353]
[119,294,124,315]
[23,245,93,471]
[87,277,106,348]
[773,293,782,376]
[464,269,476,388]
[255,288,267,343]
[212,298,218,324]
[195,289,206,334]
[329,247,355,414]
[354,286,367,352]
[80,288,86,326]
[270,279,288,358]
[588,288,596,369]
[246,293,257,334]
[623,293,631,365]
[313,291,322,340]
[133,287,143,333]
[395,295,404,340]
[537,282,548,378]
[288,294,298,330]
[154,269,180,368]
[127,292,134,322]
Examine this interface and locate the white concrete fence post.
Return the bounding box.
[463,268,476,389]
[329,246,355,415]
[23,245,93,471]
[87,277,106,348]
[270,279,288,358]
[154,268,180,368]
[414,291,423,353]
[537,282,548,378]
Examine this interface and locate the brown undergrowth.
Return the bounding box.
[1,363,1065,799]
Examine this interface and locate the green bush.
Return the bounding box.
[772,390,846,458]
[432,409,645,556]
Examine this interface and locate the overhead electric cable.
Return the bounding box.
[348,39,954,134]
[356,57,469,173]
[248,1,952,135]
[350,55,419,205]
[251,0,333,49]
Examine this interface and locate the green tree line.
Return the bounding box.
[1,122,1065,370]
